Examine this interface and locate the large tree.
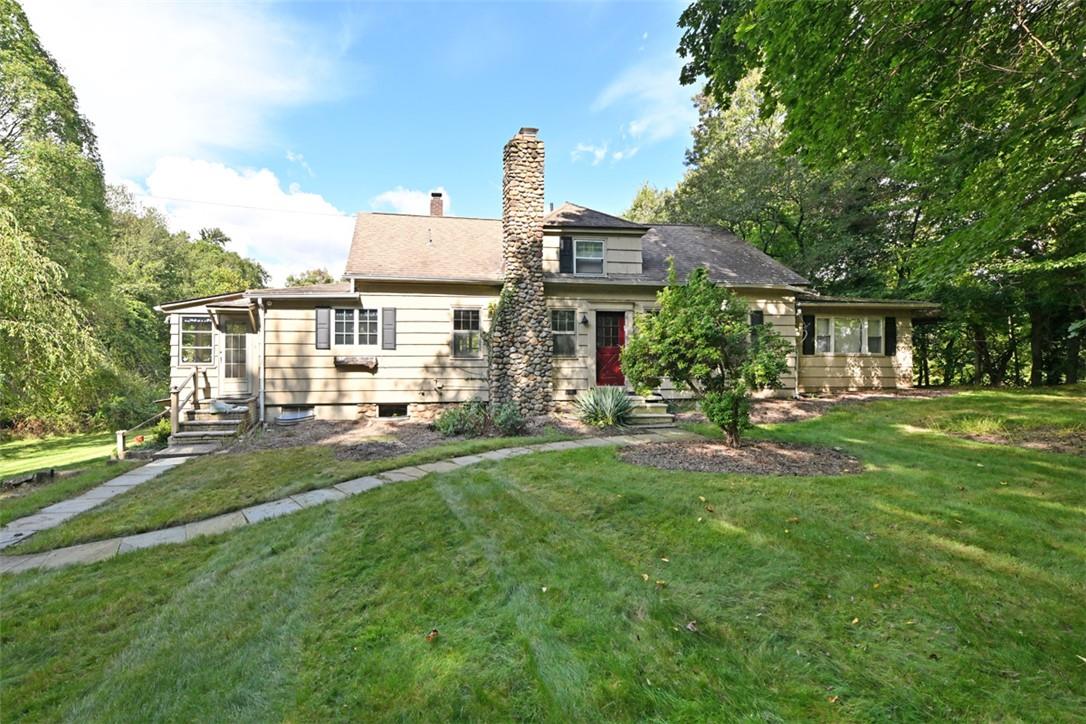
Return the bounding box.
[677,0,1086,384]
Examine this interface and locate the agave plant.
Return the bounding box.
[574,387,633,428]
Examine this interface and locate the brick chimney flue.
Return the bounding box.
[430,192,443,217]
[488,127,552,417]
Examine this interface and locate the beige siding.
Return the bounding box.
[542,232,643,276]
[261,286,499,413]
[798,313,913,391]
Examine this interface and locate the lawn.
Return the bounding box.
[1,388,1084,720]
[13,430,569,553]
[0,458,141,527]
[0,432,117,479]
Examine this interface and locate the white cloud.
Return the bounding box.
[132,157,355,286]
[285,150,315,178]
[611,146,640,162]
[21,0,348,178]
[370,186,451,215]
[592,57,699,143]
[572,142,609,166]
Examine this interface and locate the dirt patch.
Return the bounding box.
[227,417,463,460]
[620,440,863,476]
[961,428,1086,457]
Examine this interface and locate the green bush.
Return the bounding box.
[433,400,489,437]
[574,387,633,427]
[433,400,529,438]
[491,402,527,436]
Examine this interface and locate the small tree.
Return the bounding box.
[622,264,790,447]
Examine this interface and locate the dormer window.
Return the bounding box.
[574,239,604,276]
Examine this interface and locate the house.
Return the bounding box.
[156,128,937,426]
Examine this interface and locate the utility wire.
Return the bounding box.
[140,193,352,217]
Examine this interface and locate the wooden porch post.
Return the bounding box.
[116,429,127,460]
[191,367,201,410]
[170,385,180,435]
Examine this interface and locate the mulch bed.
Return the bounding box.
[620,440,863,476]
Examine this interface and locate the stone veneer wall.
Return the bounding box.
[487,128,553,416]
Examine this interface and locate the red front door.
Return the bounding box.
[596,311,626,385]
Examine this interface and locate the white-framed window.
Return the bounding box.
[334,308,379,346]
[551,309,577,357]
[359,309,378,345]
[813,316,884,354]
[452,308,481,358]
[574,239,604,276]
[180,316,213,364]
[334,309,355,345]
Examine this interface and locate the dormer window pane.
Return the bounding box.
[574,240,604,275]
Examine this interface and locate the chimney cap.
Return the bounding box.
[517,127,539,136]
[431,191,443,198]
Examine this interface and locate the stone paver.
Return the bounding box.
[42,539,120,570]
[291,488,347,508]
[0,456,192,551]
[416,460,461,474]
[184,512,247,540]
[334,476,385,496]
[118,527,187,553]
[242,498,303,524]
[0,432,696,573]
[378,466,427,483]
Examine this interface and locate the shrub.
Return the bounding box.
[574,387,633,427]
[491,402,527,436]
[433,400,489,437]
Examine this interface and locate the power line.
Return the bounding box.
[140,193,353,218]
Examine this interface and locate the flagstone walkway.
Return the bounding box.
[0,457,190,551]
[0,430,692,574]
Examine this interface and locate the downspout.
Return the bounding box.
[794,299,802,399]
[258,297,267,424]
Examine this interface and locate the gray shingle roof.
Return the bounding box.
[343,208,810,288]
[255,282,353,296]
[345,212,503,281]
[543,202,648,230]
[640,225,809,286]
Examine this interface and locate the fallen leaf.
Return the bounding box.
[685,620,699,632]
[851,617,860,625]
[827,695,839,704]
[541,586,548,593]
[661,557,670,563]
[425,628,439,642]
[1076,654,1086,664]
[641,573,650,582]
[705,504,715,513]
[786,516,800,524]
[697,517,703,523]
[698,496,706,502]
[873,583,880,589]
[655,580,667,588]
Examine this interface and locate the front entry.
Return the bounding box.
[218,319,250,397]
[595,311,626,386]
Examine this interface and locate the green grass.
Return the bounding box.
[13,431,568,553]
[0,432,117,479]
[2,388,1084,720]
[0,459,142,527]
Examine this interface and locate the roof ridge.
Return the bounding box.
[357,211,499,222]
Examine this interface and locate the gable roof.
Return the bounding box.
[543,202,648,231]
[343,207,810,288]
[345,212,503,281]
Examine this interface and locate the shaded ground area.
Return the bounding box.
[959,428,1085,456]
[621,439,863,475]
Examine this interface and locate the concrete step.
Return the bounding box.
[179,420,244,432]
[167,431,235,446]
[153,442,221,458]
[185,410,247,422]
[627,413,676,426]
[628,422,678,430]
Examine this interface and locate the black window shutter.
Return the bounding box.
[801,314,815,355]
[382,308,396,350]
[315,307,330,349]
[559,236,573,273]
[885,316,897,356]
[750,310,764,346]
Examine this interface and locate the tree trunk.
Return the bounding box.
[1029,306,1045,386]
[971,324,991,386]
[1068,331,1081,384]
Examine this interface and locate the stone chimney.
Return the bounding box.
[429,192,443,217]
[488,127,552,416]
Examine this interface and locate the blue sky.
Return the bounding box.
[23,0,699,283]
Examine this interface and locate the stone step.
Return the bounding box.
[179,419,244,432]
[185,410,247,422]
[153,443,221,458]
[628,422,678,430]
[627,413,676,426]
[633,403,670,414]
[167,431,234,447]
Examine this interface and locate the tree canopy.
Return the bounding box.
[286,268,336,287]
